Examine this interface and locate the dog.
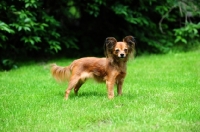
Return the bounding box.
[51,36,136,99]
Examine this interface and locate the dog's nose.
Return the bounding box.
[120,54,125,58]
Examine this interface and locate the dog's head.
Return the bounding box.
[104,36,136,60]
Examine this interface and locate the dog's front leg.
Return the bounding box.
[117,79,124,96]
[106,79,115,99]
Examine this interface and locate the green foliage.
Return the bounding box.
[174,23,200,44]
[1,59,17,70]
[111,3,149,26]
[1,0,200,70]
[110,0,200,53]
[0,0,78,68]
[85,0,106,17]
[0,21,15,47]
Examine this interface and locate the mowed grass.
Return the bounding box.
[0,50,200,132]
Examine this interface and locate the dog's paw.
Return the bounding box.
[108,95,114,99]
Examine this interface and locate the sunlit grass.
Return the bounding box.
[0,50,199,132]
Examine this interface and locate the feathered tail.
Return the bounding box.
[50,64,71,82]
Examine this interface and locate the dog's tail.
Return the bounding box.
[50,64,71,82]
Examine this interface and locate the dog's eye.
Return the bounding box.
[115,49,120,52]
[124,49,128,52]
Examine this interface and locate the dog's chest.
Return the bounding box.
[116,71,126,80]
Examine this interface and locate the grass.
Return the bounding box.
[0,50,200,132]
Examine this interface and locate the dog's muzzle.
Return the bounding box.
[119,54,125,58]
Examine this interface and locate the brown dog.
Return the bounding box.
[51,36,136,99]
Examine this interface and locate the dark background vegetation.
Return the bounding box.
[0,0,200,70]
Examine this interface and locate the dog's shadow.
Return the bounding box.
[56,91,137,100]
[56,91,105,99]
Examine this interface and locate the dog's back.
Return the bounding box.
[70,57,107,82]
[51,57,107,82]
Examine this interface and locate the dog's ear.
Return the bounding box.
[123,36,136,53]
[104,37,117,57]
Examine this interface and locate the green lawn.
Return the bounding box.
[0,50,200,132]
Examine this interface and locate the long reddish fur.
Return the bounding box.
[51,36,136,99]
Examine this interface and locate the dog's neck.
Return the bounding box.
[108,57,127,70]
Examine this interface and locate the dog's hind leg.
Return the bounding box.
[65,75,80,99]
[74,81,83,95]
